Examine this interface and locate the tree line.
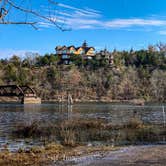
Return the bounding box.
[0,43,166,102]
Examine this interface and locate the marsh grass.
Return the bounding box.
[0,143,119,166]
[60,124,76,146]
[125,117,144,129]
[12,118,166,147]
[13,121,57,138]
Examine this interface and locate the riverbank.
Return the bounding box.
[60,145,166,166]
[0,144,165,166]
[43,99,146,105]
[0,103,165,165]
[0,144,118,166]
[0,98,144,105]
[1,97,165,106]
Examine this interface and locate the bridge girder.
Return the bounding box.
[0,85,37,98]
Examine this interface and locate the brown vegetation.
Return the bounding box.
[0,44,166,103]
[12,118,166,147]
[0,143,118,166]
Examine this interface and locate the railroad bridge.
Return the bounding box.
[0,85,41,104]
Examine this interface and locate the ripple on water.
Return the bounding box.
[0,104,165,151]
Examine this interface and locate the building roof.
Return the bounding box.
[84,47,95,54]
[67,45,76,49]
[55,41,95,54]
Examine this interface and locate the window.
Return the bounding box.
[70,50,75,54]
[63,50,67,54]
[62,55,69,59]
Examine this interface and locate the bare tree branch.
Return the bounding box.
[0,21,38,29]
[0,0,68,31]
[0,0,8,20]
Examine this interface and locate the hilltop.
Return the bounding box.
[0,44,166,103]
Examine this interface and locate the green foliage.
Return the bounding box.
[70,55,84,66]
[35,54,60,66]
[17,68,31,85]
[4,63,18,83]
[9,55,21,67]
[46,66,60,83]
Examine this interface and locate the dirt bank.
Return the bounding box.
[60,145,166,166]
[0,144,165,166]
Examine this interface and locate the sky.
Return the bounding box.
[1,0,166,58]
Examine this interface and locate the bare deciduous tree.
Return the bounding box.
[0,0,66,30]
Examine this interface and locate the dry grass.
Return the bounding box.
[0,143,117,166]
[1,117,165,166]
[12,118,166,146]
[125,118,144,129]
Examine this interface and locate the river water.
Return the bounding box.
[0,103,165,151]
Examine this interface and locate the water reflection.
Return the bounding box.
[0,103,165,151]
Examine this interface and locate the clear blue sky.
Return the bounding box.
[1,0,166,58]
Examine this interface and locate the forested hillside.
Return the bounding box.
[0,44,166,102]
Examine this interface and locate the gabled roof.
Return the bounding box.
[68,45,76,49]
[61,45,67,50]
[55,46,62,50]
[55,42,95,54]
[84,47,95,54]
[76,46,95,52]
[56,45,67,51]
[76,47,83,51]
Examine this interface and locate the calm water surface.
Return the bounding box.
[0,103,165,151]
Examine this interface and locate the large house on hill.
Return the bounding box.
[55,41,95,64]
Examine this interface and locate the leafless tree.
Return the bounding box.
[0,0,67,30]
[156,42,166,53]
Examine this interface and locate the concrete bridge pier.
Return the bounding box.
[21,97,41,104]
